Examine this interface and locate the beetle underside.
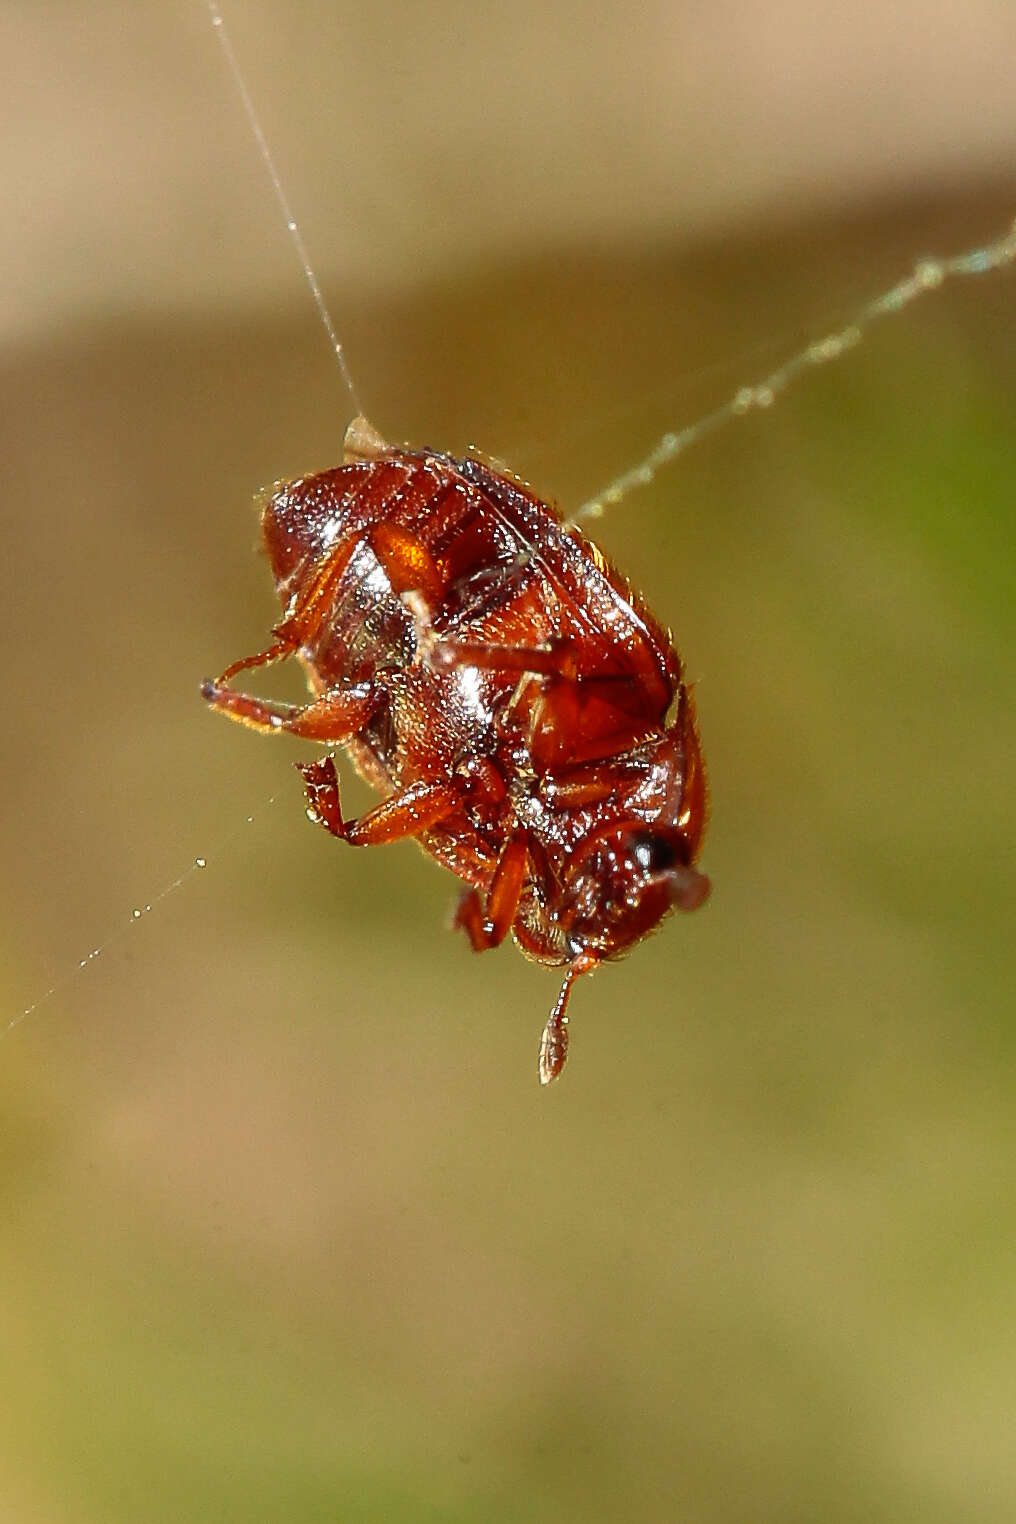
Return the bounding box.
[202,417,709,1084]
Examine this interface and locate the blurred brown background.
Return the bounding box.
[2,2,1015,1520]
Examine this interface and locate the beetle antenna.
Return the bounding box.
[539,965,584,1086]
[206,2,363,414]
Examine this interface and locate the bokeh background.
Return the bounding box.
[3,2,1015,1520]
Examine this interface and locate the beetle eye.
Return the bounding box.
[632,832,677,874]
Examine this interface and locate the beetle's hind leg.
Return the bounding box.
[297,756,459,846]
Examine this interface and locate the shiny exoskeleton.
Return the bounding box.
[202,417,709,1083]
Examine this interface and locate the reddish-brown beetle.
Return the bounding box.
[202,417,709,1082]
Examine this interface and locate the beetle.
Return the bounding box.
[201,416,709,1083]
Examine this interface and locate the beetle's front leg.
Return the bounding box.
[201,676,377,741]
[453,832,531,951]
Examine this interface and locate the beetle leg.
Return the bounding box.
[667,684,709,865]
[430,635,578,682]
[428,638,600,771]
[368,522,445,606]
[212,638,292,686]
[452,890,488,951]
[453,832,530,951]
[539,755,647,808]
[200,677,377,740]
[296,756,459,845]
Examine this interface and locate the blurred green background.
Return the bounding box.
[2,2,1016,1520]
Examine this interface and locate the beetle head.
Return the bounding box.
[561,822,710,960]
